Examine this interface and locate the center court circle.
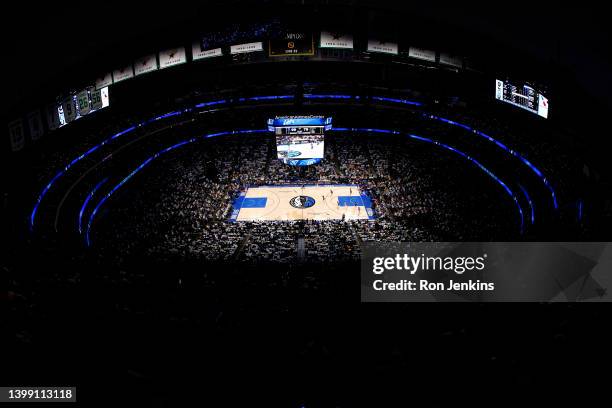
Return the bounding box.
[289,195,316,208]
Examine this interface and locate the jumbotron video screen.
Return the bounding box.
[271,116,331,162]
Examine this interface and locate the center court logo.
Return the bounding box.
[290,195,316,208]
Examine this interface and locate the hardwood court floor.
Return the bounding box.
[235,185,370,221]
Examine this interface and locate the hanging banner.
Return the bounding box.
[159,47,187,69]
[439,53,463,68]
[134,54,158,76]
[112,64,134,83]
[100,87,110,108]
[230,42,263,54]
[45,103,60,131]
[62,97,77,123]
[8,119,25,152]
[367,40,398,55]
[77,89,91,116]
[26,111,44,141]
[408,47,436,62]
[192,41,223,60]
[320,31,353,49]
[95,72,112,89]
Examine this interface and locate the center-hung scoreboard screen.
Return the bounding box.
[269,31,314,56]
[270,116,332,161]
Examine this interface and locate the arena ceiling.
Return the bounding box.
[3,1,610,116]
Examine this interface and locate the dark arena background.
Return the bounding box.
[3,1,612,405]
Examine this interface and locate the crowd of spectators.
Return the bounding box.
[5,91,597,374]
[20,84,592,270]
[92,129,516,266]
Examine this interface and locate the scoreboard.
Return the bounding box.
[269,116,332,164]
[269,31,314,57]
[495,79,549,118]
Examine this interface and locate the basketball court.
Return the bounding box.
[229,184,375,221]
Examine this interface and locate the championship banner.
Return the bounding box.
[77,89,91,116]
[8,119,25,152]
[269,32,314,57]
[439,53,463,68]
[26,111,44,141]
[319,31,353,49]
[134,54,158,76]
[192,41,223,60]
[367,40,398,55]
[100,87,110,108]
[230,42,263,54]
[112,64,134,83]
[158,47,187,69]
[95,72,112,90]
[45,103,60,131]
[538,94,549,119]
[408,46,436,62]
